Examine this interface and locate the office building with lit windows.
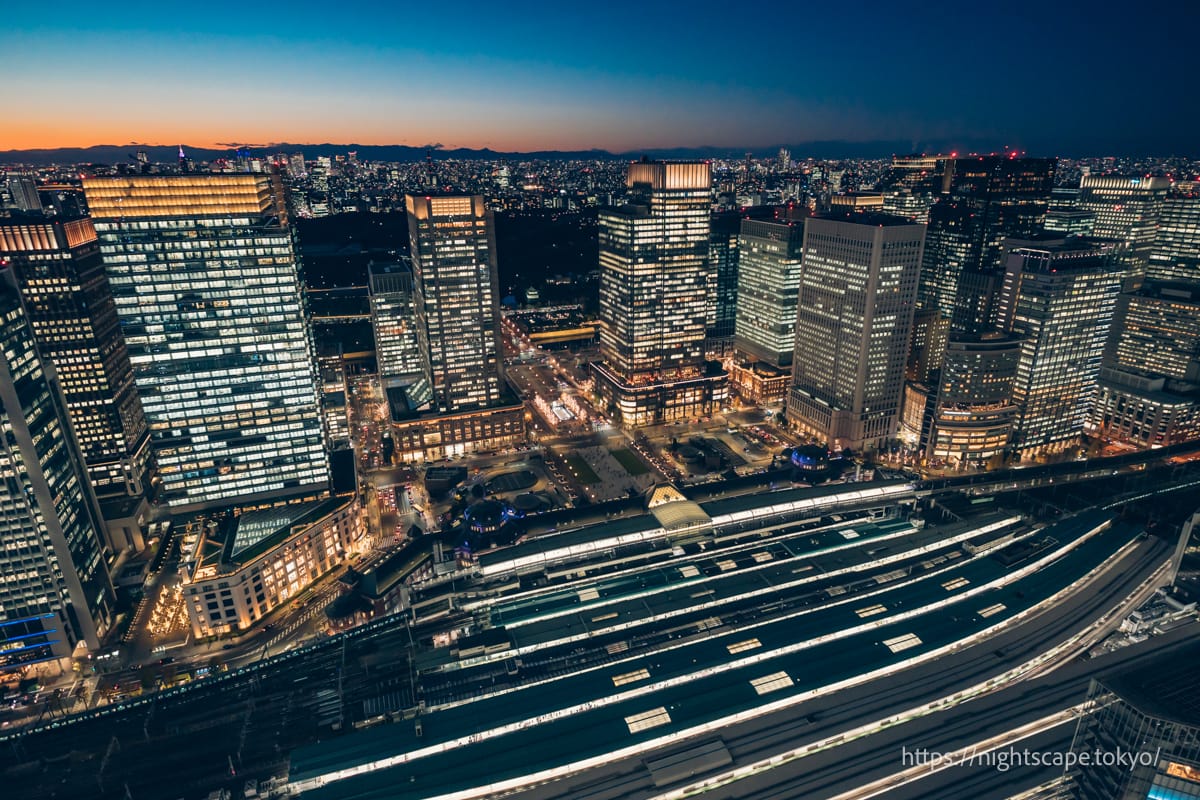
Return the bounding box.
[368,259,430,414]
[787,212,923,452]
[922,334,1021,469]
[0,215,151,500]
[735,219,804,368]
[390,195,524,460]
[317,341,351,452]
[406,195,504,412]
[594,160,727,426]
[5,173,41,213]
[999,240,1121,459]
[1077,174,1170,284]
[1089,281,1200,448]
[0,268,116,671]
[877,154,951,224]
[919,155,1055,338]
[83,174,330,512]
[1148,184,1200,283]
[706,217,739,354]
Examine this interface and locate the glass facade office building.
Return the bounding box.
[1065,646,1200,800]
[1077,174,1170,284]
[405,195,505,414]
[735,219,804,368]
[999,240,1121,458]
[368,259,430,415]
[83,175,329,512]
[0,216,151,499]
[1148,185,1200,283]
[595,160,727,426]
[0,269,115,670]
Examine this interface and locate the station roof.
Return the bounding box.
[650,500,711,532]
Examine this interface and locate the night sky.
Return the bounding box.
[2,0,1196,155]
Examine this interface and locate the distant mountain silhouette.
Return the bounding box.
[0,139,1018,166]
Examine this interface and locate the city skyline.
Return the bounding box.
[3,14,1200,794]
[3,0,1198,155]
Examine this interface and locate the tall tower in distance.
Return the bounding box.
[0,266,116,670]
[405,195,504,413]
[593,159,727,426]
[787,212,924,452]
[920,154,1056,338]
[5,173,42,213]
[84,174,330,512]
[0,216,151,503]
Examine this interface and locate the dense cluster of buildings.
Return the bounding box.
[0,147,1197,671]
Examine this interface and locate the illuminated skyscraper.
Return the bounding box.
[84,174,330,512]
[0,267,115,670]
[1077,174,1170,284]
[316,342,350,452]
[368,259,429,413]
[922,334,1021,470]
[877,154,951,224]
[919,155,1056,336]
[594,160,726,426]
[734,218,804,368]
[998,240,1121,458]
[0,216,151,499]
[1090,281,1200,448]
[903,157,1054,453]
[706,217,739,354]
[788,212,924,451]
[389,196,523,460]
[1148,183,1200,283]
[405,195,504,413]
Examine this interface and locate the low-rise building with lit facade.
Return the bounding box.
[389,401,527,462]
[181,496,366,638]
[727,360,790,406]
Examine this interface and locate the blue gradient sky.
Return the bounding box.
[3,0,1196,154]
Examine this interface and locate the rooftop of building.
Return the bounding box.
[1133,280,1200,303]
[811,210,920,227]
[389,394,523,425]
[225,496,353,564]
[1099,640,1200,728]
